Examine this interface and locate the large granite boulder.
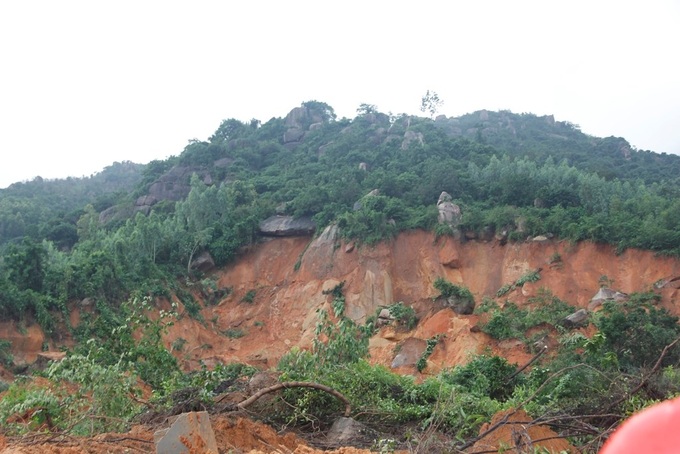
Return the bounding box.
[443,294,475,315]
[146,166,210,203]
[282,104,333,145]
[588,287,629,311]
[259,215,316,236]
[283,127,305,144]
[401,130,424,149]
[437,191,462,227]
[190,251,215,272]
[562,309,589,328]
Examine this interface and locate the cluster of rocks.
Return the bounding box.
[282,105,328,146]
[561,287,629,328]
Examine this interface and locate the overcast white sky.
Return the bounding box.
[1,0,679,189]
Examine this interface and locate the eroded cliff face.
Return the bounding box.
[4,230,680,375]
[162,229,680,373]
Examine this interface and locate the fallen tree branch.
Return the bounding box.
[606,335,680,412]
[235,381,352,417]
[505,345,548,383]
[455,363,590,452]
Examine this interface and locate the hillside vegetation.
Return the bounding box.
[1,103,680,452]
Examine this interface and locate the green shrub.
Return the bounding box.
[595,292,680,370]
[417,335,440,372]
[176,287,203,320]
[480,290,577,340]
[387,302,418,330]
[433,277,474,301]
[224,328,245,339]
[440,354,521,401]
[515,270,541,286]
[241,289,256,304]
[0,339,13,367]
[496,269,541,297]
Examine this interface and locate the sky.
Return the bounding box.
[1,0,679,189]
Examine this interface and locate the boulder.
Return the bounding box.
[445,295,475,315]
[135,195,158,207]
[98,206,118,224]
[258,216,315,237]
[391,338,427,368]
[437,192,462,227]
[401,130,424,149]
[213,157,234,168]
[154,411,217,454]
[283,127,305,144]
[33,351,66,370]
[147,166,209,202]
[562,309,589,328]
[654,276,680,289]
[327,417,378,448]
[377,308,394,327]
[588,287,629,311]
[190,251,215,272]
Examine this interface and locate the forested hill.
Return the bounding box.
[0,161,144,249]
[2,102,680,452]
[2,103,680,253]
[1,102,680,329]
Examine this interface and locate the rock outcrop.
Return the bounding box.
[401,130,424,149]
[130,165,218,215]
[437,191,462,227]
[588,287,629,311]
[282,104,332,146]
[258,215,315,237]
[190,251,215,272]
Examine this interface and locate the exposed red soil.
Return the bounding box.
[469,409,578,453]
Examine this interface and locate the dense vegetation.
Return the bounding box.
[2,102,679,330]
[1,102,680,451]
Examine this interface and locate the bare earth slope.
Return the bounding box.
[162,230,680,373]
[3,231,680,453]
[3,230,680,373]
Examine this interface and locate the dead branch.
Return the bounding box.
[455,363,590,452]
[505,345,548,383]
[234,381,351,417]
[606,335,680,412]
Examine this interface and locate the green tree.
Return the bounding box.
[420,90,443,118]
[173,175,219,273]
[4,237,47,292]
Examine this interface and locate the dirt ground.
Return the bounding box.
[0,415,390,454]
[0,408,579,453]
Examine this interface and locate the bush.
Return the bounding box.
[433,277,475,315]
[480,290,577,340]
[433,277,474,301]
[0,339,13,367]
[241,289,256,304]
[595,292,680,370]
[440,354,521,401]
[387,302,418,330]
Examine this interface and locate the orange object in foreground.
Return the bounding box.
[600,397,680,453]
